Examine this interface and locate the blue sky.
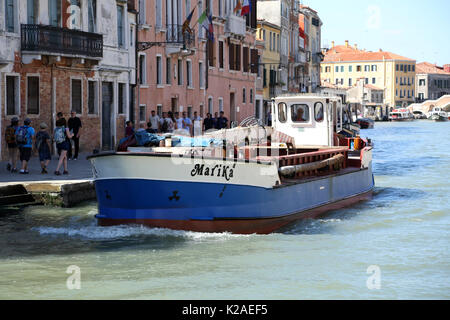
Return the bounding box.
[305,0,450,65]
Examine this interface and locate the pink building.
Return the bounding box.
[137,0,258,127]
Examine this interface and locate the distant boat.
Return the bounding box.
[427,107,448,122]
[412,111,427,119]
[390,109,415,121]
[356,118,375,129]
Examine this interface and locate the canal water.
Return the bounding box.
[0,121,448,300]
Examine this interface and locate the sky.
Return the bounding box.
[303,0,450,66]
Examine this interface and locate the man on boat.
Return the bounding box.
[217,111,229,129]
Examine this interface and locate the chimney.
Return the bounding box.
[331,41,335,48]
[444,64,450,73]
[354,43,358,50]
[345,40,349,48]
[379,48,383,52]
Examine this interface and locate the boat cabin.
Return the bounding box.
[271,95,350,147]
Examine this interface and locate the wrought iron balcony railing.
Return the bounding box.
[166,24,195,47]
[21,24,103,58]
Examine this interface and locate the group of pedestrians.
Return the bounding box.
[126,110,229,137]
[5,112,82,175]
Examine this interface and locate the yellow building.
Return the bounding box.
[256,20,282,103]
[321,41,416,108]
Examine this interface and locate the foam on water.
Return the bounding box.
[33,223,253,242]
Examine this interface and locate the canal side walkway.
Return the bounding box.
[0,153,96,207]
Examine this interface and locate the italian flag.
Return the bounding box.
[241,0,251,16]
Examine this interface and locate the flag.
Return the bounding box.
[197,9,208,31]
[182,7,196,34]
[207,14,214,42]
[233,0,242,14]
[241,0,251,16]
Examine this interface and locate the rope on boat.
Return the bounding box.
[278,154,345,177]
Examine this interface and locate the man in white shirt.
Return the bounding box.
[192,111,202,136]
[149,110,160,133]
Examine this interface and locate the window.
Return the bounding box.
[88,0,97,32]
[372,78,376,84]
[166,57,171,85]
[243,47,249,73]
[156,56,162,85]
[278,103,287,123]
[340,66,344,72]
[219,41,224,69]
[139,105,146,122]
[139,54,146,84]
[117,5,124,47]
[335,66,339,73]
[364,65,370,72]
[357,65,361,72]
[186,60,192,87]
[408,65,411,72]
[396,64,399,71]
[219,98,223,112]
[208,39,215,67]
[199,61,204,88]
[349,66,353,72]
[157,104,162,117]
[27,0,39,24]
[5,0,16,32]
[27,76,39,114]
[208,97,213,114]
[365,78,369,84]
[88,80,98,114]
[139,0,146,24]
[155,0,162,28]
[177,59,183,85]
[314,102,324,122]
[6,76,19,116]
[371,65,377,72]
[71,79,82,114]
[118,83,125,114]
[250,89,253,104]
[187,106,192,118]
[291,104,310,123]
[349,78,352,86]
[243,88,246,103]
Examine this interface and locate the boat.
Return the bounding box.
[389,109,415,121]
[88,95,374,235]
[356,118,375,129]
[412,111,427,119]
[427,107,448,121]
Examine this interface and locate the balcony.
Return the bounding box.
[166,24,195,46]
[225,14,246,38]
[21,24,103,59]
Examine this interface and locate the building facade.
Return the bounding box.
[137,0,258,127]
[1,0,137,159]
[298,4,322,93]
[415,62,450,103]
[321,42,416,109]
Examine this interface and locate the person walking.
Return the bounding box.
[35,122,51,174]
[54,115,74,176]
[15,118,35,174]
[159,112,173,133]
[213,112,220,129]
[182,112,193,135]
[5,117,19,173]
[67,111,82,160]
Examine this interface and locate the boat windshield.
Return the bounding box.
[291,104,310,123]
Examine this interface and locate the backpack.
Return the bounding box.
[54,126,66,144]
[161,119,169,133]
[15,126,29,145]
[5,126,16,144]
[35,132,46,150]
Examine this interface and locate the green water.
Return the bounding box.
[0,121,449,299]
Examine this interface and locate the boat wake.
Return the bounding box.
[33,223,253,242]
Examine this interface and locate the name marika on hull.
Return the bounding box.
[190,163,236,181]
[88,95,375,234]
